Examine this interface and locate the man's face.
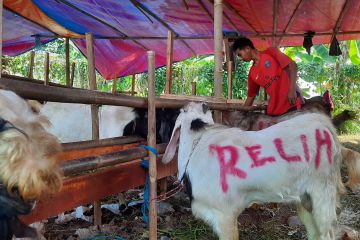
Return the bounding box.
[235,46,252,62]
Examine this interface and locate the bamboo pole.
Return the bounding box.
[192,82,197,96]
[227,61,233,100]
[272,0,278,47]
[131,73,136,96]
[28,51,35,79]
[65,38,71,87]
[112,77,117,94]
[86,32,102,226]
[0,76,266,111]
[165,31,174,94]
[0,0,2,78]
[70,62,75,88]
[214,0,223,123]
[147,51,157,240]
[44,52,50,85]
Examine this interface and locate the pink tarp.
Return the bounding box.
[3,0,360,79]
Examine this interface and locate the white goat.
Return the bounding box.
[162,102,344,240]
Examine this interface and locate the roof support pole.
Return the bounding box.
[70,62,75,88]
[131,73,136,96]
[0,0,2,78]
[272,0,278,46]
[65,38,71,87]
[28,51,35,79]
[147,51,158,240]
[214,0,223,123]
[165,30,174,94]
[86,32,102,226]
[112,76,117,94]
[44,52,50,85]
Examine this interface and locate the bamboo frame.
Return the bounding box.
[131,73,136,96]
[70,62,75,87]
[86,32,102,226]
[112,77,117,94]
[272,0,278,46]
[227,61,233,100]
[28,51,35,79]
[0,0,2,78]
[277,0,305,47]
[214,0,223,123]
[331,0,351,43]
[130,0,196,56]
[0,75,264,111]
[147,51,157,240]
[44,52,50,85]
[65,38,71,87]
[165,30,174,94]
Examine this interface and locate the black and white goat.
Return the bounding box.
[162,102,345,240]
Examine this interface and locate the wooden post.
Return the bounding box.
[165,30,174,94]
[192,82,197,96]
[214,0,223,123]
[65,38,71,87]
[86,32,101,226]
[0,0,2,78]
[112,77,117,94]
[227,61,233,100]
[44,52,50,86]
[131,73,136,96]
[70,62,75,88]
[28,51,35,79]
[147,51,157,240]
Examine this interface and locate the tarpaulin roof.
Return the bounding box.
[3,0,360,79]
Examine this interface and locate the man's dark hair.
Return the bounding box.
[232,37,255,52]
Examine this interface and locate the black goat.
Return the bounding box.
[123,108,180,143]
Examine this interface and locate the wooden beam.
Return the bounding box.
[61,143,167,176]
[21,158,178,224]
[65,38,71,87]
[147,51,157,240]
[272,0,278,46]
[44,52,50,85]
[62,136,144,152]
[165,31,174,94]
[28,51,35,79]
[56,0,148,51]
[227,61,233,100]
[214,0,223,123]
[192,82,197,95]
[216,0,259,34]
[86,32,102,226]
[70,62,75,87]
[0,0,2,78]
[197,0,214,23]
[112,77,117,94]
[277,0,305,46]
[0,76,264,111]
[131,73,136,96]
[331,0,352,43]
[130,0,195,56]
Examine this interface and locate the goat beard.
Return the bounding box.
[0,130,63,201]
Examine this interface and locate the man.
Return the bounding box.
[232,37,303,116]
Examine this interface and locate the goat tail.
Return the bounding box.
[342,147,360,191]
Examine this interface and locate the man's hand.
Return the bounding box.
[287,88,297,105]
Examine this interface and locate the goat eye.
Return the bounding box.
[0,118,8,131]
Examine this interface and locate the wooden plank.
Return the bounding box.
[227,61,233,100]
[192,82,197,96]
[112,77,117,94]
[21,158,178,224]
[65,38,71,87]
[160,93,226,103]
[0,76,261,111]
[70,62,76,88]
[165,31,174,94]
[44,52,49,85]
[131,73,136,96]
[147,51,157,240]
[28,51,35,79]
[59,143,142,162]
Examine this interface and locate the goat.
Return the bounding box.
[0,89,63,239]
[163,102,345,240]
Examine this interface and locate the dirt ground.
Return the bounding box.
[37,135,360,240]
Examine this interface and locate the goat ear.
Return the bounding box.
[162,126,180,164]
[27,100,43,113]
[202,103,209,114]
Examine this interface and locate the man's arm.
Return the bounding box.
[287,61,298,105]
[244,96,256,106]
